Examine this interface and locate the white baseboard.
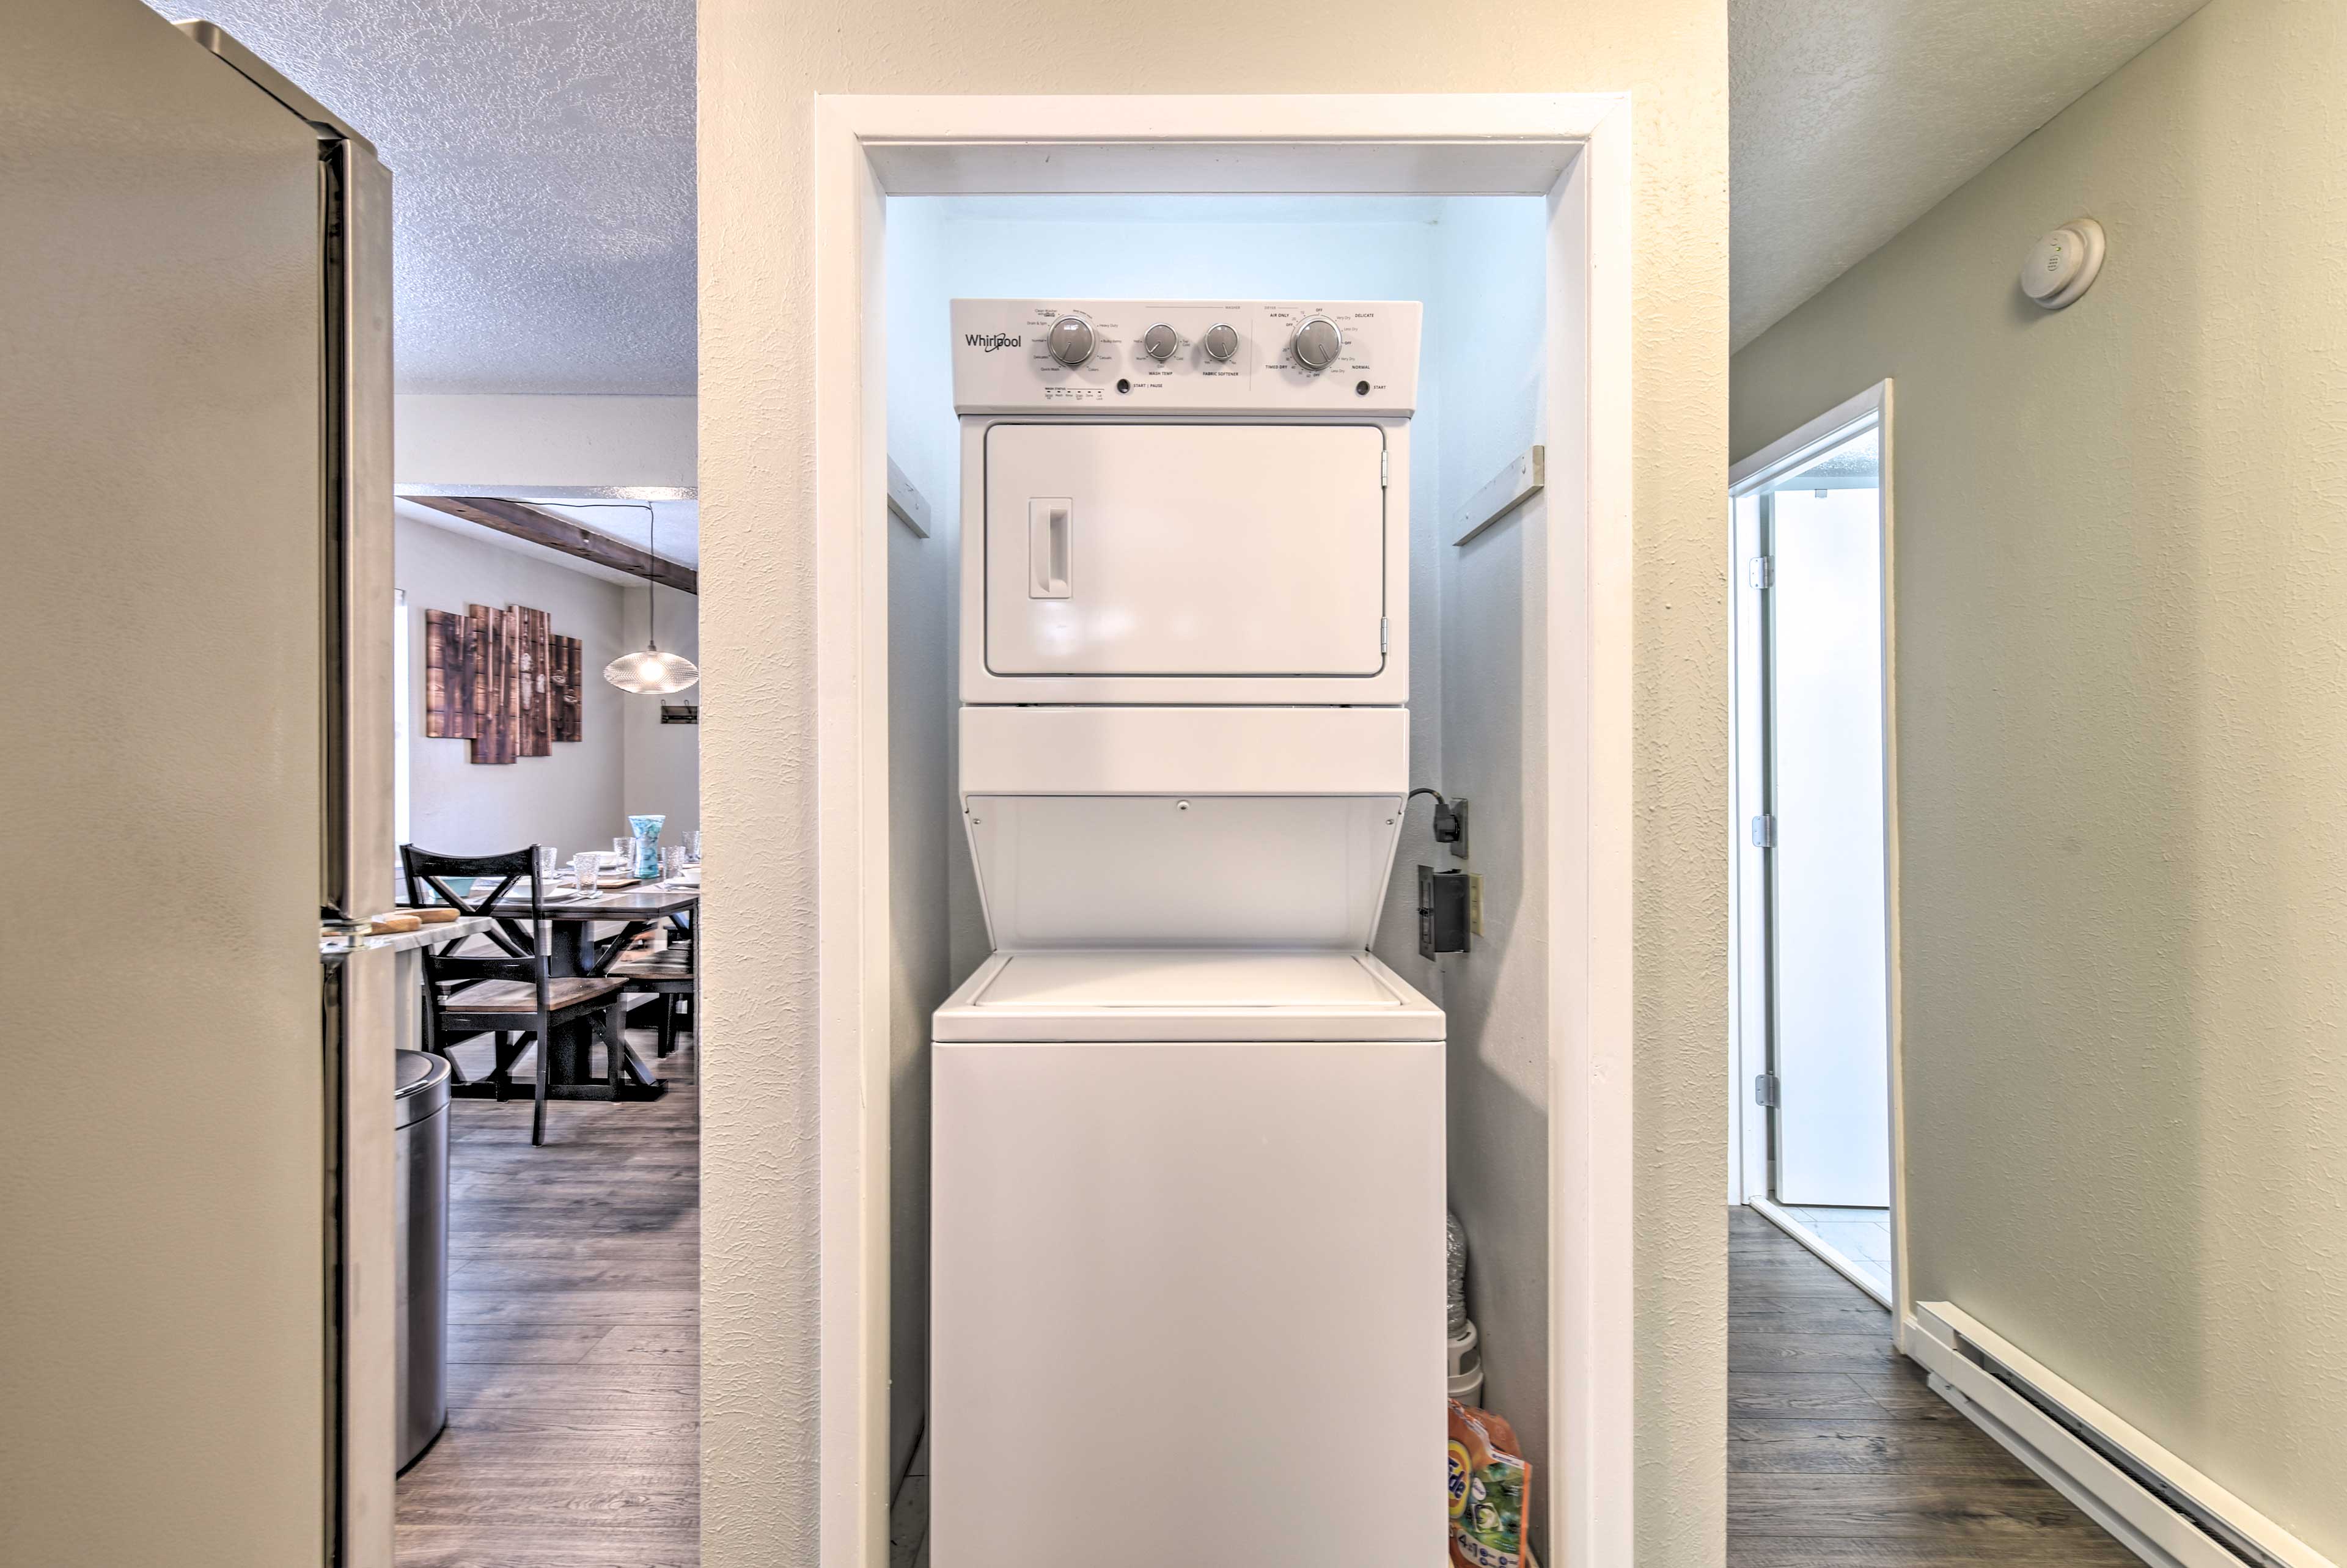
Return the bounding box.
[1907,1302,2332,1568]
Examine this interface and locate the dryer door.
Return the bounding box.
[983,422,1387,678]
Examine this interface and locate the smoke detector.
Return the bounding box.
[2021,218,2106,310]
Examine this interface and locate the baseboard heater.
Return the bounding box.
[1908,1303,2332,1568]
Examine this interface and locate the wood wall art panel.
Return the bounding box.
[551,635,583,742]
[466,603,515,765]
[498,607,521,762]
[422,609,479,739]
[518,606,552,758]
[429,604,585,762]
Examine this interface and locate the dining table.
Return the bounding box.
[408,875,701,1103]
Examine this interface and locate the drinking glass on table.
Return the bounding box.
[660,846,685,881]
[571,851,600,894]
[686,830,702,863]
[613,837,633,864]
[535,845,560,885]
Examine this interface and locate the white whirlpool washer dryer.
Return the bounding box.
[931,301,1444,1567]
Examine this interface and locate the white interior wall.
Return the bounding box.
[619,581,703,841]
[395,393,697,491]
[395,513,629,859]
[1414,196,1555,1503]
[1730,0,2347,1547]
[396,392,702,862]
[882,194,958,1485]
[881,196,1554,1522]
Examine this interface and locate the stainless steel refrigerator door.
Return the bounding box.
[320,124,402,1568]
[1,5,394,1564]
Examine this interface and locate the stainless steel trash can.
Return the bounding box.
[395,1049,451,1472]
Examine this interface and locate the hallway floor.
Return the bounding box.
[395,1021,699,1568]
[1729,1206,2134,1566]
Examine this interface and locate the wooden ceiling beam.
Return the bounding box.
[407,494,698,595]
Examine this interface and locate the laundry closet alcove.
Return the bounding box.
[804,95,1635,1568]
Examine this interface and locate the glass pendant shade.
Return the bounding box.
[603,647,699,694]
[600,499,700,694]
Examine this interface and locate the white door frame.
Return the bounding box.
[811,92,1637,1566]
[1725,380,1907,1321]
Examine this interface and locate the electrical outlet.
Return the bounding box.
[1417,865,1471,958]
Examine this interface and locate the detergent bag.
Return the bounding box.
[1446,1400,1533,1568]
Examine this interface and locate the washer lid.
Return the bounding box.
[934,948,1443,1042]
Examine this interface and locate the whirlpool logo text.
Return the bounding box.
[964,332,1022,353]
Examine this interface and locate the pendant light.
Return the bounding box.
[604,502,699,694]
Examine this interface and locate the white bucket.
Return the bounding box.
[1447,1317,1481,1380]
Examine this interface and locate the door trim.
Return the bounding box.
[806,92,1639,1567]
[1725,380,1908,1332]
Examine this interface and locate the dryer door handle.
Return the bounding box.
[1029,498,1072,598]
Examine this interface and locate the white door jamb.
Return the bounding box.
[811,92,1638,1567]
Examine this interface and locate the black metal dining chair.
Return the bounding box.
[611,936,696,1059]
[402,844,628,1146]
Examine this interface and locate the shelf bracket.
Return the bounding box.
[1451,444,1545,548]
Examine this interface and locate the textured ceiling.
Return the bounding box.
[157,0,695,394]
[163,1,2209,379]
[1732,0,2208,349]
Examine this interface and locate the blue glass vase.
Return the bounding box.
[628,814,665,879]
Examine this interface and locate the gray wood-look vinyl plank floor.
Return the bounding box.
[392,1059,2131,1568]
[397,1027,699,1567]
[1728,1207,2136,1566]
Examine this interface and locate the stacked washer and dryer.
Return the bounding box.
[930,299,1445,1565]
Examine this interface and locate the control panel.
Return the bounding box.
[950,299,1422,415]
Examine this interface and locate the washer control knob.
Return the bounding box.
[1140,323,1180,362]
[1291,315,1343,372]
[1201,322,1241,362]
[1046,315,1095,367]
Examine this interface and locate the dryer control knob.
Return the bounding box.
[1291,315,1343,372]
[1046,315,1095,367]
[1201,322,1241,362]
[1140,323,1180,362]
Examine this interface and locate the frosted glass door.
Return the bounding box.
[1766,453,1890,1207]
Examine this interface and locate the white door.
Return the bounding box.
[1746,420,1891,1209]
[983,422,1387,676]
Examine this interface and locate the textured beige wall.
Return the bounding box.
[698,4,1730,1561]
[1731,0,2347,1554]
